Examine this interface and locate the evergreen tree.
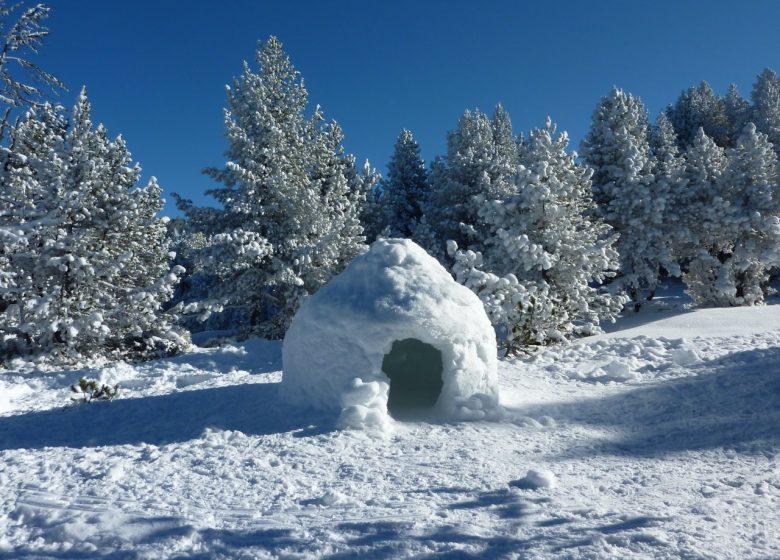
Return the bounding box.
[581,87,678,309]
[751,68,780,156]
[377,129,428,239]
[724,83,751,145]
[683,124,780,306]
[424,104,518,259]
[667,81,730,148]
[0,91,186,364]
[356,159,383,243]
[649,112,687,264]
[450,119,623,352]
[0,1,63,130]
[650,113,684,177]
[678,128,730,303]
[175,37,367,338]
[720,123,780,304]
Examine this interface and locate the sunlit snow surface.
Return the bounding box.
[0,285,778,558]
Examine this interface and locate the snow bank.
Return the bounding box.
[281,239,499,424]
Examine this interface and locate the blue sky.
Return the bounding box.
[38,0,780,215]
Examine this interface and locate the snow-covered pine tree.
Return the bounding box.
[751,68,780,156]
[709,123,780,305]
[358,159,384,243]
[649,112,688,265]
[679,128,732,304]
[424,104,518,260]
[375,129,428,239]
[724,83,751,146]
[650,113,684,175]
[666,81,730,148]
[175,37,367,338]
[0,1,63,130]
[450,119,624,352]
[581,87,678,310]
[0,91,187,364]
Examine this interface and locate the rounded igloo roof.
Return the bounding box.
[281,238,498,421]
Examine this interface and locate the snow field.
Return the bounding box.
[0,305,777,558]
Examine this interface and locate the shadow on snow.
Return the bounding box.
[0,380,335,450]
[514,345,780,456]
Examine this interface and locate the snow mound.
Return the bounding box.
[511,469,557,490]
[282,239,499,423]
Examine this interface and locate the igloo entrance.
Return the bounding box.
[381,338,443,419]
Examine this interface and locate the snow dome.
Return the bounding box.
[281,238,499,427]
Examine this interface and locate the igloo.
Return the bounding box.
[281,238,499,426]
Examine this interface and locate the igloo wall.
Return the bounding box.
[281,239,499,421]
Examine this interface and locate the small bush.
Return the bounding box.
[70,377,119,403]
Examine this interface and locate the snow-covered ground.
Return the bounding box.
[1,287,778,559]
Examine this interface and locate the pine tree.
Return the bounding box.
[376,129,428,239]
[581,87,678,309]
[450,119,623,352]
[424,104,518,259]
[0,1,63,130]
[175,37,367,338]
[682,124,780,306]
[667,81,730,148]
[0,91,186,364]
[356,159,383,243]
[650,113,684,178]
[751,68,780,156]
[724,83,751,145]
[719,123,780,304]
[678,128,731,304]
[649,112,687,265]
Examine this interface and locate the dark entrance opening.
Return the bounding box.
[381,338,444,420]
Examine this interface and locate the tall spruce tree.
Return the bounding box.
[719,123,780,304]
[667,81,730,148]
[683,124,780,306]
[0,91,186,364]
[724,83,751,145]
[649,112,687,264]
[581,87,678,309]
[424,104,518,260]
[0,1,63,131]
[450,119,623,352]
[175,37,367,338]
[751,68,780,156]
[376,129,428,239]
[679,128,730,304]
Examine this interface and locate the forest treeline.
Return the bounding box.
[2,3,780,364]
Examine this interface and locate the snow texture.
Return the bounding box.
[0,287,778,558]
[281,238,499,423]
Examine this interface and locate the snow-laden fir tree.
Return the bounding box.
[666,81,730,148]
[581,87,679,310]
[724,83,751,146]
[751,68,780,156]
[679,128,732,304]
[357,159,385,243]
[0,1,63,130]
[649,112,688,261]
[174,37,367,338]
[0,91,187,364]
[450,119,624,352]
[689,123,780,306]
[373,129,429,239]
[424,105,518,260]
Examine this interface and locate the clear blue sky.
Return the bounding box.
[38,0,780,216]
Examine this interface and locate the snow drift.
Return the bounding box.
[281,238,499,425]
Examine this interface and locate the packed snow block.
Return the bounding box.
[282,238,499,423]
